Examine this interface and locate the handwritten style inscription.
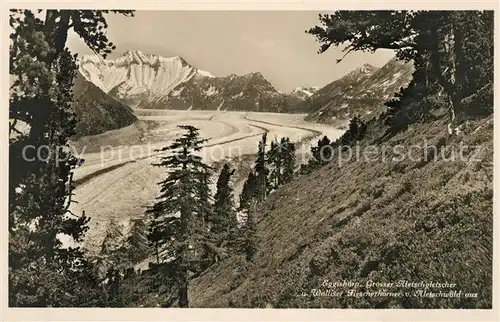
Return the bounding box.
[301,280,478,299]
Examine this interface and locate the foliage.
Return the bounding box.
[238,135,298,261]
[212,164,239,249]
[239,171,257,211]
[236,201,258,261]
[267,137,297,192]
[188,114,493,309]
[9,9,134,307]
[239,133,268,211]
[145,125,214,307]
[254,133,269,202]
[92,219,130,278]
[302,135,332,173]
[300,116,367,174]
[307,11,494,125]
[125,218,150,264]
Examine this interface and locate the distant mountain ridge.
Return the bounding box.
[72,69,138,137]
[79,50,309,112]
[78,50,414,120]
[290,86,320,100]
[302,58,414,122]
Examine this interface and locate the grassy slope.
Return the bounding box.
[189,113,493,308]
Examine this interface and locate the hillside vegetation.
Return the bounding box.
[187,11,494,309]
[189,112,493,308]
[9,9,493,309]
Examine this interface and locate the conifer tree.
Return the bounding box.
[280,137,297,185]
[267,137,296,191]
[9,9,133,307]
[309,135,332,168]
[9,9,134,207]
[239,171,257,211]
[196,166,216,272]
[239,200,258,261]
[267,138,281,192]
[239,133,270,211]
[212,164,238,248]
[341,116,367,145]
[104,267,123,307]
[125,218,149,264]
[145,125,212,308]
[254,133,269,202]
[93,219,129,279]
[300,135,332,174]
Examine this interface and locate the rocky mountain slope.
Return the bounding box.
[302,57,414,123]
[290,86,320,100]
[189,112,493,308]
[72,70,138,137]
[79,50,306,113]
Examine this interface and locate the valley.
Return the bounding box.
[8,9,493,310]
[67,110,345,254]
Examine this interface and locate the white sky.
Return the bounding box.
[67,11,395,92]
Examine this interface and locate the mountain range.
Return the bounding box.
[302,57,414,123]
[75,50,414,136]
[78,50,316,113]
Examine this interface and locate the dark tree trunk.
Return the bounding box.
[178,268,189,308]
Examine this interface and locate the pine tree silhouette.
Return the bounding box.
[9,9,134,307]
[212,163,238,250]
[145,125,213,308]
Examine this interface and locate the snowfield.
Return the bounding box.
[65,110,345,253]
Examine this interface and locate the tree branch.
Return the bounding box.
[336,48,355,63]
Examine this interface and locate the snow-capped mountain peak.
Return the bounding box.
[116,50,185,66]
[79,50,309,112]
[291,86,319,99]
[196,69,216,78]
[344,63,378,80]
[79,51,198,107]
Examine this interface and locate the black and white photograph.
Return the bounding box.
[5,5,496,314]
